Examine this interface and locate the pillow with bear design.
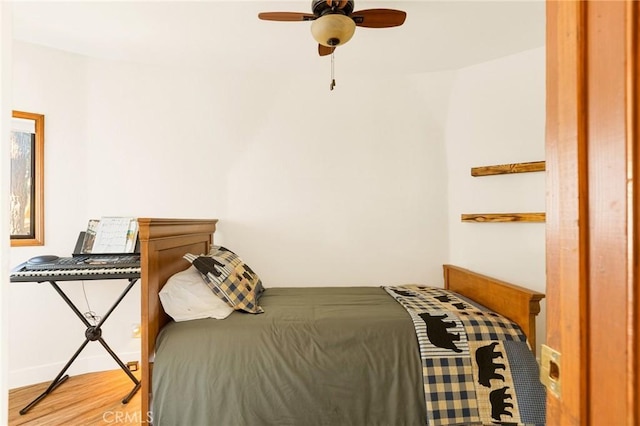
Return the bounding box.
[183,246,264,314]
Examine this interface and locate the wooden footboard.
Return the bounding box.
[443,264,545,352]
[138,218,218,424]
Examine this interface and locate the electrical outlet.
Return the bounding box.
[131,323,141,338]
[127,361,139,371]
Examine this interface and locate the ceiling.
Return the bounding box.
[10,1,545,75]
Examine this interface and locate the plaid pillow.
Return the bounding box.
[183,246,264,314]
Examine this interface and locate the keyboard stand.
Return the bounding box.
[16,276,141,415]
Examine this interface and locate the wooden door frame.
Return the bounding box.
[546,1,639,424]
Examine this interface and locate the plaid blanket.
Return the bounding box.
[384,286,546,426]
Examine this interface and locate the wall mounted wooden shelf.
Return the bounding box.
[461,213,546,223]
[471,161,545,177]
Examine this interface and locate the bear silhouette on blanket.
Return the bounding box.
[475,342,506,387]
[418,312,463,353]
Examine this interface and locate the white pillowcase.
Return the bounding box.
[159,265,233,322]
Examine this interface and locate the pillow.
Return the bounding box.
[184,246,264,314]
[159,265,233,322]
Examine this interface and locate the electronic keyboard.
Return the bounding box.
[22,255,140,271]
[10,256,141,282]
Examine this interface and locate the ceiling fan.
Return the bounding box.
[258,0,407,57]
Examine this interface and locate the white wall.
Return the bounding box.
[8,41,455,387]
[445,47,546,351]
[81,59,454,286]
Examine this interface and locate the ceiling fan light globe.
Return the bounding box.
[311,14,356,47]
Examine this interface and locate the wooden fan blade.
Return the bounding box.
[350,9,407,28]
[258,12,315,22]
[318,44,336,56]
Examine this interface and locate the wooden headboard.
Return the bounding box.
[443,264,545,351]
[138,218,218,423]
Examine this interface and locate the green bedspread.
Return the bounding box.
[152,287,427,426]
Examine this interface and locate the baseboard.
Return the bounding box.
[8,351,141,389]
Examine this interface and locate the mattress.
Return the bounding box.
[152,287,427,426]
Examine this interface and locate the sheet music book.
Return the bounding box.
[81,217,138,254]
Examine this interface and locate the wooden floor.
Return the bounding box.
[8,369,142,426]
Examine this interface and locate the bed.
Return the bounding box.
[138,218,546,425]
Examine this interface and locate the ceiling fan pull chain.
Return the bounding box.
[330,50,336,90]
